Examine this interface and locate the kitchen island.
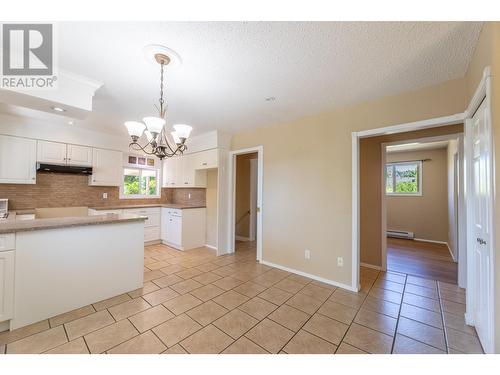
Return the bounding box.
[0,213,146,330]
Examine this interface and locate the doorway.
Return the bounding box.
[228,146,263,261]
[381,135,464,285]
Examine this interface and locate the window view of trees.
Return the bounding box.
[123,168,158,196]
[386,162,420,195]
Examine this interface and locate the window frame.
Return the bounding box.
[120,165,161,199]
[385,160,422,197]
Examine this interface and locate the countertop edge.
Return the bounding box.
[0,214,147,235]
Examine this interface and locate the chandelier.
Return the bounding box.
[124,51,192,160]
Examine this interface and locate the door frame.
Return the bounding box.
[380,133,465,277]
[464,67,495,353]
[249,158,258,241]
[228,146,263,261]
[352,114,466,291]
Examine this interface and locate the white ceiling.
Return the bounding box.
[386,140,451,153]
[1,22,483,136]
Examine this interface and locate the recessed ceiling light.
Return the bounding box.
[265,97,276,102]
[52,106,66,112]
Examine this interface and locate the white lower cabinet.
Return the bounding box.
[0,248,15,322]
[124,207,161,243]
[161,208,206,250]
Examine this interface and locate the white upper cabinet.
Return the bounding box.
[162,157,180,187]
[89,148,123,186]
[67,144,93,166]
[37,140,67,164]
[37,141,92,166]
[161,149,217,188]
[193,148,218,170]
[0,135,37,184]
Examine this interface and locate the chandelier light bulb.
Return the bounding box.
[173,124,192,140]
[124,121,146,139]
[142,117,166,134]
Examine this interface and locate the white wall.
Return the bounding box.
[0,113,130,152]
[447,139,459,262]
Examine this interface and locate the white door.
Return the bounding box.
[0,135,37,184]
[470,98,493,353]
[37,140,67,164]
[67,145,92,166]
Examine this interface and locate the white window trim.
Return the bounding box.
[385,160,422,197]
[120,165,161,199]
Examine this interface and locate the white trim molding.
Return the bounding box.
[228,146,264,262]
[260,260,357,293]
[360,262,382,271]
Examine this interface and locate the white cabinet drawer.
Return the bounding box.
[0,233,15,251]
[164,208,182,217]
[144,226,160,242]
[96,209,123,215]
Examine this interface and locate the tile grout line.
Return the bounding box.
[389,273,408,354]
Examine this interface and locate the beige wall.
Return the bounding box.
[447,139,459,261]
[359,124,463,267]
[386,148,449,243]
[205,169,218,248]
[235,153,257,238]
[232,78,465,286]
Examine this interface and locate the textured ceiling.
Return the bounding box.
[3,22,483,136]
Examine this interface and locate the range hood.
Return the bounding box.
[37,163,93,175]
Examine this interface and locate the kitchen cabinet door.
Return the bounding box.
[89,148,123,186]
[179,154,195,187]
[194,149,218,169]
[0,135,37,184]
[67,144,92,166]
[162,157,179,187]
[168,215,182,246]
[37,140,67,164]
[0,250,15,322]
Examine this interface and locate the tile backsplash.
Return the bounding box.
[0,172,206,210]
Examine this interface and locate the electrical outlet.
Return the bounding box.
[102,193,108,199]
[304,250,311,260]
[337,257,344,267]
[188,193,191,199]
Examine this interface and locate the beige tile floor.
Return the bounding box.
[0,241,484,354]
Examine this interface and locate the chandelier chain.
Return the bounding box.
[159,61,165,117]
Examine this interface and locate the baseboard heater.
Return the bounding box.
[387,230,414,240]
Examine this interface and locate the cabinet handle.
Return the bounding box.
[202,162,207,166]
[184,182,188,184]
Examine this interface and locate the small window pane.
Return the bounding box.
[394,163,419,193]
[124,168,140,195]
[140,169,157,196]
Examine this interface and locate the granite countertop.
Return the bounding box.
[0,213,147,234]
[91,204,207,210]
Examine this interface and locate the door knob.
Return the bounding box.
[477,237,487,245]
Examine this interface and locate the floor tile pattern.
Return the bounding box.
[0,241,483,354]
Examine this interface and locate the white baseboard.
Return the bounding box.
[414,238,447,245]
[259,260,357,293]
[0,320,9,333]
[235,236,251,242]
[204,244,218,251]
[360,262,382,271]
[414,238,457,262]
